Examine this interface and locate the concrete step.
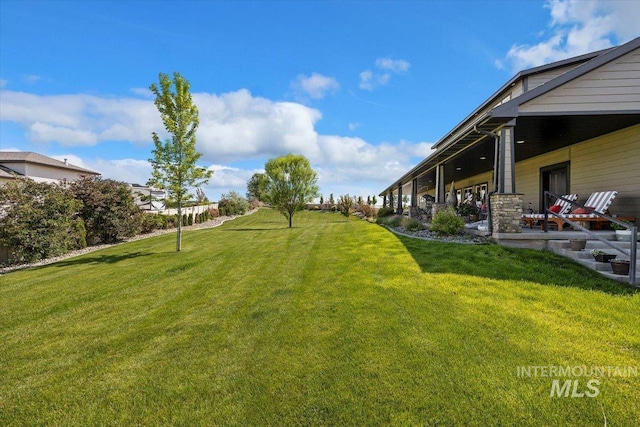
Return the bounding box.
[548,239,639,285]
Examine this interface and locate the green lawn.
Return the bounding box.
[1,209,638,426]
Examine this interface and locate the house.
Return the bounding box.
[130,183,166,211]
[380,37,640,237]
[0,151,100,183]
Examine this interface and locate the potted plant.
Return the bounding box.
[590,249,616,263]
[610,220,635,241]
[569,239,587,251]
[609,258,630,275]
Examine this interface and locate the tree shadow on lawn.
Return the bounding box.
[51,251,153,268]
[395,235,637,296]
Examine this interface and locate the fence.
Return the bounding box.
[147,203,218,217]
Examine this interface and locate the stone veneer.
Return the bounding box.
[490,193,523,234]
[431,203,449,219]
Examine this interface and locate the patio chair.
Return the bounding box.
[522,194,578,229]
[545,191,618,231]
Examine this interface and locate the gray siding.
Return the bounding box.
[526,63,585,91]
[520,48,640,113]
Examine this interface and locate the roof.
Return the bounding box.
[0,165,19,179]
[380,37,640,196]
[0,151,100,175]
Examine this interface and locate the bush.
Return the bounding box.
[377,214,403,228]
[402,217,425,232]
[360,204,377,218]
[209,208,219,218]
[219,191,249,216]
[377,207,395,218]
[188,213,194,226]
[141,214,166,234]
[0,178,85,265]
[430,208,464,236]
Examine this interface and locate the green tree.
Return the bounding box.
[148,71,213,251]
[71,176,141,245]
[339,194,354,218]
[246,172,268,201]
[263,154,319,228]
[0,178,84,265]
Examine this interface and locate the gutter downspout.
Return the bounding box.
[474,125,500,233]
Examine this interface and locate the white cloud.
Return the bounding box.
[0,87,432,200]
[375,58,410,73]
[359,57,410,91]
[348,122,360,131]
[29,122,99,146]
[500,0,640,72]
[290,72,339,100]
[0,79,7,88]
[0,90,161,146]
[23,74,42,83]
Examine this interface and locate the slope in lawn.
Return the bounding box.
[1,209,638,426]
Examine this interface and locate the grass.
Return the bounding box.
[1,208,638,426]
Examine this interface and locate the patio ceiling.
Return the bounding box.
[381,112,640,194]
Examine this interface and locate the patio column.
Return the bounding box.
[397,185,403,214]
[499,125,516,193]
[382,195,387,208]
[411,178,418,210]
[435,164,446,203]
[490,193,523,234]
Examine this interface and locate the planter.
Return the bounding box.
[610,260,630,275]
[593,253,616,263]
[569,239,587,251]
[615,229,634,242]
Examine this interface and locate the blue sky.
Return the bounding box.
[1,0,638,201]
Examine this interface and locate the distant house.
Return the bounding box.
[130,183,166,211]
[379,37,640,235]
[0,151,100,184]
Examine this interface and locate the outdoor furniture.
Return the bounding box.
[545,191,619,231]
[522,194,578,229]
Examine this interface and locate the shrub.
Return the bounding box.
[430,208,464,236]
[208,208,219,218]
[0,178,85,265]
[377,214,403,228]
[188,213,194,226]
[219,191,249,216]
[141,214,166,234]
[360,204,377,219]
[70,177,142,244]
[377,207,395,218]
[402,217,425,232]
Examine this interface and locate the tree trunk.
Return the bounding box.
[176,204,182,252]
[289,214,292,228]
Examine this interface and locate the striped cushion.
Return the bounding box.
[523,194,578,219]
[579,191,618,214]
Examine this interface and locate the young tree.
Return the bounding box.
[246,172,268,201]
[339,194,354,218]
[263,154,319,228]
[148,72,213,251]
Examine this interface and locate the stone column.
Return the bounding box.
[490,193,523,234]
[382,195,387,208]
[431,203,448,219]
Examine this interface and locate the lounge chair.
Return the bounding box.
[522,194,578,229]
[545,191,618,231]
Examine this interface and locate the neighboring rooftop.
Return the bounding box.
[0,151,100,176]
